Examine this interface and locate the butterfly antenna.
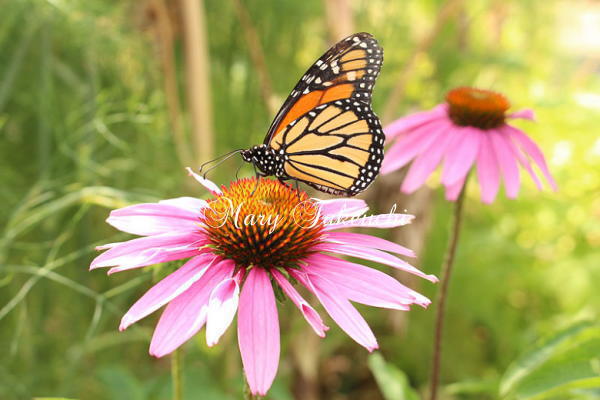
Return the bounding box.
[198,149,243,173]
[199,149,243,178]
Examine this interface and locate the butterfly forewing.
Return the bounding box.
[265,32,383,144]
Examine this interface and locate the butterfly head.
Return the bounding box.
[241,145,283,177]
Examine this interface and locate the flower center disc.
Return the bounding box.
[446,87,510,130]
[202,178,323,270]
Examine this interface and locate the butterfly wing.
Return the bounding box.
[264,32,384,196]
[265,32,383,147]
[270,99,384,196]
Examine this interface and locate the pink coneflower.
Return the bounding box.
[382,87,557,203]
[90,169,436,396]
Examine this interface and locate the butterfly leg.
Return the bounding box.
[250,163,260,197]
[278,177,301,201]
[293,179,301,201]
[235,163,243,180]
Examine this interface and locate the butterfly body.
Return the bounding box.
[241,145,284,177]
[242,32,384,196]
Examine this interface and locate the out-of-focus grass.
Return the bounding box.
[1,0,598,399]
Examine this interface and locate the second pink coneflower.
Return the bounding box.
[382,87,557,203]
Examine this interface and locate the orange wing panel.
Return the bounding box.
[272,84,356,138]
[320,84,354,103]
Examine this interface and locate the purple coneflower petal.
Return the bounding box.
[476,133,501,203]
[90,232,207,271]
[119,254,216,331]
[306,254,430,309]
[317,198,368,218]
[441,126,481,186]
[292,270,378,351]
[315,242,437,282]
[206,272,242,347]
[271,270,328,337]
[107,203,202,236]
[323,231,415,257]
[444,175,466,201]
[508,109,535,121]
[384,104,446,139]
[381,120,446,174]
[490,130,520,198]
[159,196,208,212]
[149,259,235,357]
[503,131,544,190]
[106,249,210,275]
[238,268,280,396]
[503,125,557,191]
[185,167,223,195]
[324,213,414,231]
[401,121,455,193]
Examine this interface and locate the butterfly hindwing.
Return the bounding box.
[271,98,384,196]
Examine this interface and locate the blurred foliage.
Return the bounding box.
[369,353,420,400]
[1,0,599,399]
[500,321,600,399]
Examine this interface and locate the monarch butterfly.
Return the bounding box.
[209,32,385,196]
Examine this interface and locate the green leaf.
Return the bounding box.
[368,353,420,400]
[446,377,499,396]
[500,320,600,399]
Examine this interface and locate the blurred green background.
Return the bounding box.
[1,0,599,399]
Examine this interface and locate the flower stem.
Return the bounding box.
[171,348,183,400]
[429,184,467,400]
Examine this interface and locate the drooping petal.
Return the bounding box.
[323,231,415,257]
[444,175,466,201]
[381,119,447,174]
[401,121,455,193]
[476,132,501,203]
[205,271,242,347]
[316,198,368,218]
[441,126,481,186]
[315,242,437,282]
[291,270,378,351]
[502,130,544,190]
[238,268,280,396]
[159,197,208,212]
[384,104,446,139]
[185,167,223,195]
[271,270,328,337]
[503,125,557,191]
[508,109,535,121]
[90,232,207,271]
[107,203,202,236]
[305,254,431,308]
[149,259,235,358]
[324,213,414,231]
[120,253,217,330]
[490,130,520,198]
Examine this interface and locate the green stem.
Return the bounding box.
[429,184,467,400]
[171,348,183,400]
